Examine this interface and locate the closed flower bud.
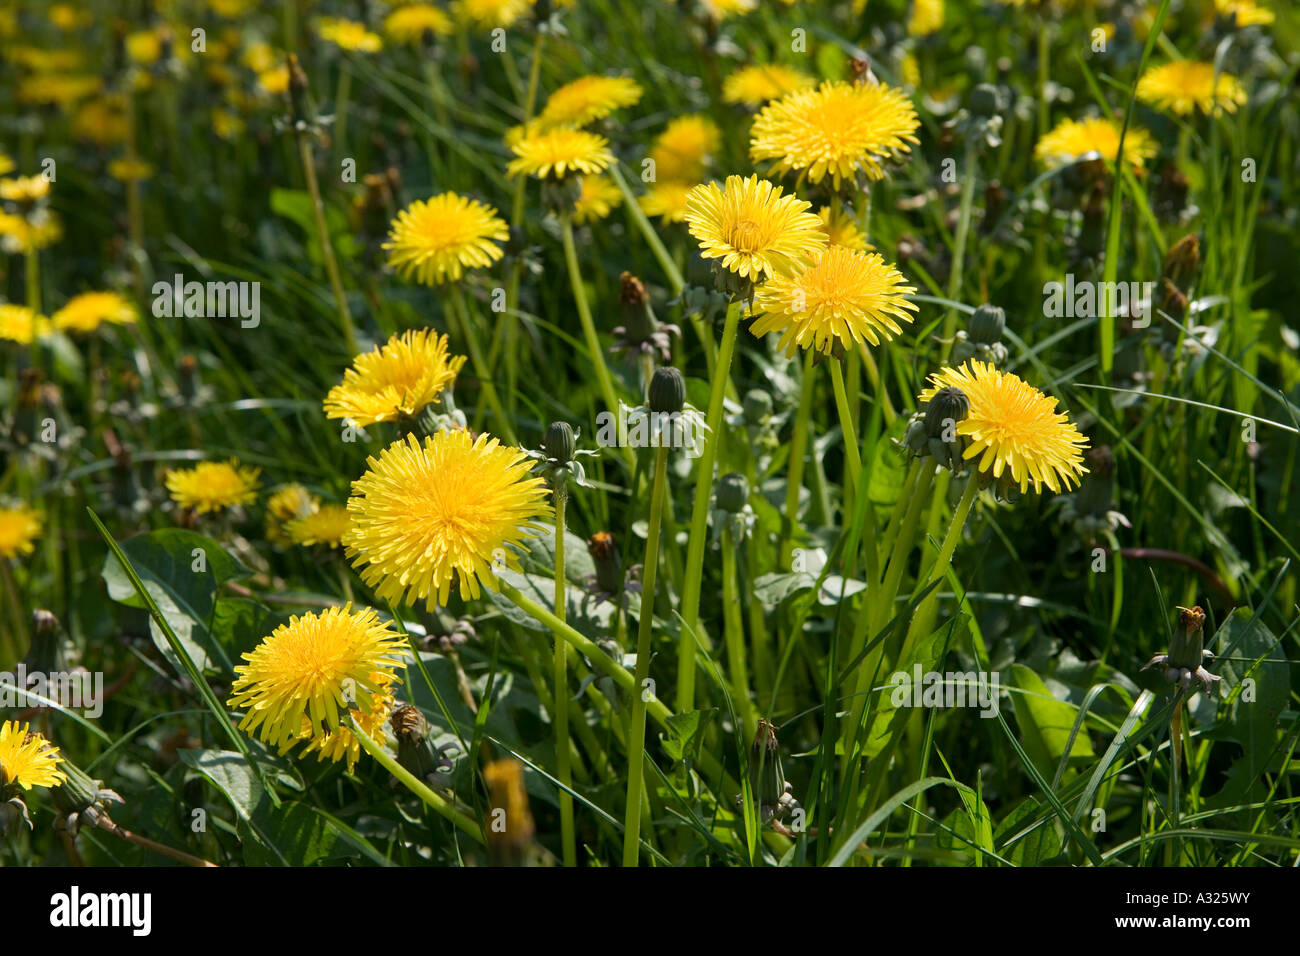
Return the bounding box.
[969,303,1006,345]
[1162,234,1200,290]
[742,388,773,425]
[969,83,1005,118]
[587,531,624,596]
[923,386,969,440]
[648,366,686,414]
[715,472,749,514]
[542,421,576,464]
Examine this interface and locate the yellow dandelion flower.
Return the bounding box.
[52,291,137,334]
[243,41,278,73]
[108,158,154,182]
[749,247,917,357]
[1034,115,1158,171]
[1136,60,1247,116]
[266,484,320,546]
[1213,0,1273,27]
[0,212,62,255]
[573,174,624,224]
[817,205,869,251]
[750,80,920,187]
[918,361,1089,494]
[0,505,42,559]
[323,329,467,427]
[226,604,408,770]
[908,0,944,36]
[49,4,92,30]
[344,430,551,607]
[298,691,395,769]
[211,108,245,140]
[0,155,12,177]
[0,721,65,790]
[383,193,508,285]
[649,115,721,182]
[165,459,261,514]
[126,29,162,65]
[684,174,827,281]
[257,64,290,96]
[0,304,50,344]
[507,127,613,180]
[17,73,101,107]
[286,504,352,548]
[73,96,128,145]
[639,180,695,224]
[383,3,454,43]
[539,75,643,128]
[0,176,51,203]
[457,0,532,29]
[700,0,756,19]
[723,63,816,107]
[316,17,383,53]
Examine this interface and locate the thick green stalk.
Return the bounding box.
[553,490,576,867]
[623,445,670,866]
[940,146,978,357]
[899,476,980,661]
[448,284,515,443]
[779,350,817,567]
[560,215,628,466]
[675,298,742,711]
[347,714,484,843]
[297,134,358,356]
[721,525,755,736]
[829,359,862,509]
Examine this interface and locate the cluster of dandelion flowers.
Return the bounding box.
[508,127,613,180]
[918,362,1089,494]
[538,74,643,128]
[51,290,137,334]
[1136,61,1247,116]
[226,605,408,771]
[750,80,920,188]
[165,459,261,514]
[323,329,467,427]
[0,721,66,790]
[0,504,42,559]
[749,247,917,358]
[685,175,827,281]
[343,429,551,607]
[384,193,508,286]
[1034,116,1158,171]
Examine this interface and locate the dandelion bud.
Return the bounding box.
[1168,605,1207,671]
[746,718,793,823]
[969,83,1005,118]
[587,531,624,596]
[26,609,67,675]
[1162,234,1200,290]
[715,472,749,514]
[51,756,123,835]
[1158,277,1188,322]
[542,421,576,465]
[923,386,970,438]
[742,389,773,426]
[178,353,201,403]
[390,702,444,783]
[969,303,1006,345]
[648,366,686,415]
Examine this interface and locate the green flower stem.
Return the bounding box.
[721,525,756,736]
[448,283,516,444]
[899,475,980,662]
[500,33,546,410]
[623,443,670,867]
[346,713,485,844]
[857,343,896,424]
[560,214,631,467]
[844,464,935,761]
[675,297,742,712]
[940,146,978,358]
[828,358,862,512]
[495,578,734,793]
[778,349,817,567]
[553,490,576,867]
[296,132,358,356]
[334,62,352,158]
[874,459,922,573]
